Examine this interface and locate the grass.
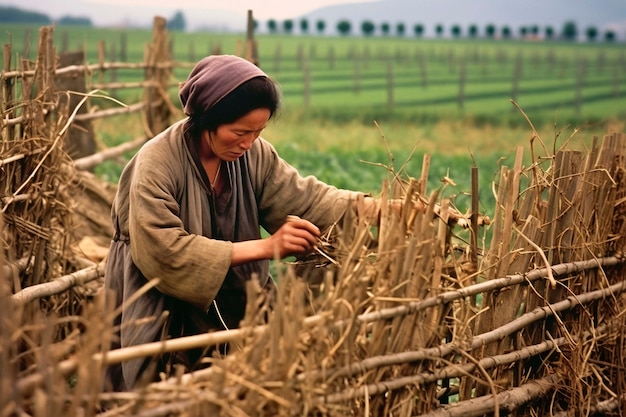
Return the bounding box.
[4,22,624,216]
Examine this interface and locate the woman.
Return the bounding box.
[102,55,379,391]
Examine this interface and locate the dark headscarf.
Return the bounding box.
[179,55,267,116]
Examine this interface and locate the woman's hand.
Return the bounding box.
[266,215,320,259]
[230,216,320,266]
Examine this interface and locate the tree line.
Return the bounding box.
[0,6,188,31]
[0,6,93,26]
[1,5,618,43]
[262,18,618,42]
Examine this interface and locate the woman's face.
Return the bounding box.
[203,108,270,161]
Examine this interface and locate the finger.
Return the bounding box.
[286,215,320,238]
[287,227,318,248]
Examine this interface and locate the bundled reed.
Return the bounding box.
[85,132,626,417]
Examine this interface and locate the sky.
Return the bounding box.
[10,0,374,22]
[81,0,370,20]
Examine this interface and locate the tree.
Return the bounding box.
[451,24,462,38]
[396,22,406,37]
[316,19,326,35]
[283,19,294,34]
[57,15,93,26]
[414,23,424,37]
[545,26,554,39]
[0,6,50,24]
[337,20,351,36]
[361,20,375,36]
[586,26,598,42]
[468,24,478,38]
[530,25,539,37]
[519,26,528,39]
[435,24,444,37]
[502,26,512,39]
[267,19,278,34]
[485,23,496,38]
[380,22,390,36]
[562,20,578,41]
[167,10,186,32]
[604,30,616,42]
[300,18,309,34]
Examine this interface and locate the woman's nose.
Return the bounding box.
[239,134,257,150]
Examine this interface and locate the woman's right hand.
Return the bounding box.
[230,216,321,266]
[266,215,320,259]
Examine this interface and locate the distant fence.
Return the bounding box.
[1,16,626,417]
[14,22,625,121]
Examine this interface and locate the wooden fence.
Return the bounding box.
[1,16,626,417]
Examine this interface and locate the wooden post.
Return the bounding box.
[273,43,281,73]
[296,43,305,70]
[61,31,68,53]
[546,49,556,74]
[2,42,15,141]
[480,51,489,78]
[303,62,311,109]
[327,45,335,70]
[353,60,360,95]
[448,49,456,74]
[457,56,466,111]
[56,50,97,160]
[510,51,523,109]
[120,32,128,62]
[143,16,173,137]
[22,29,32,60]
[575,57,587,117]
[109,43,117,82]
[470,165,478,270]
[309,43,316,62]
[97,40,106,84]
[362,44,370,70]
[188,41,195,62]
[245,10,258,65]
[419,50,428,89]
[386,62,393,109]
[211,41,222,55]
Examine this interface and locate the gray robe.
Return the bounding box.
[103,119,360,391]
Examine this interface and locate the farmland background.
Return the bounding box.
[3,23,625,217]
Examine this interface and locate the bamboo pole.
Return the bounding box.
[17,254,626,390]
[73,135,148,171]
[73,101,146,122]
[418,374,560,417]
[11,261,105,305]
[301,322,608,386]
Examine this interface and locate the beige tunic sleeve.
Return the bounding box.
[127,132,232,311]
[249,138,364,234]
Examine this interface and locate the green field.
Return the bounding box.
[2,23,625,218]
[3,24,624,125]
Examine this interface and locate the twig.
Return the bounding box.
[513,225,557,288]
